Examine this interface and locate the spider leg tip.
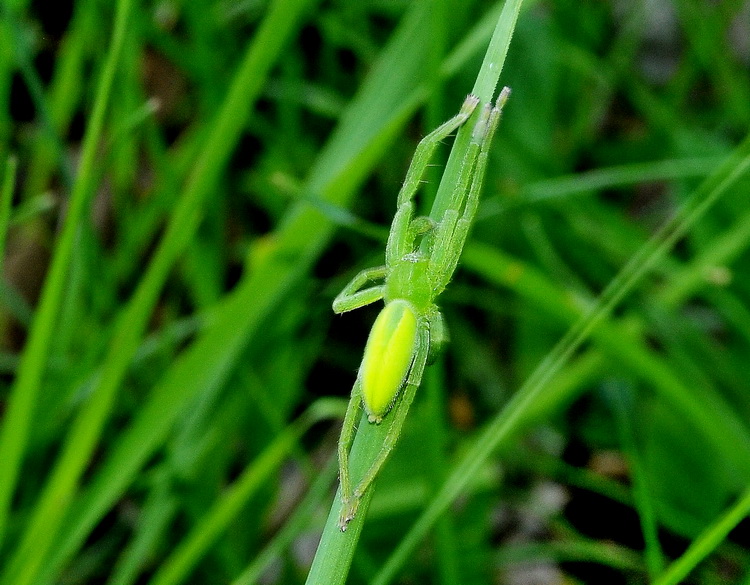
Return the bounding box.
[497,86,511,108]
[460,94,480,115]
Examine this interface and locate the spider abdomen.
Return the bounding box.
[359,299,418,423]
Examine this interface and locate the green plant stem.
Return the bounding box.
[305,422,385,584]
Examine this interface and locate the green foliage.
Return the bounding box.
[0,1,749,584]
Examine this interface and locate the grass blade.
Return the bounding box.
[0,0,133,550]
[0,0,315,581]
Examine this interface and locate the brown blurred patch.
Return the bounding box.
[2,231,51,351]
[449,391,475,431]
[140,48,188,124]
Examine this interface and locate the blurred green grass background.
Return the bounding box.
[1,0,750,584]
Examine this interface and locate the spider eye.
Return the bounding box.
[359,300,418,423]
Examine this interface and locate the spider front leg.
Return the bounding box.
[332,265,387,314]
[396,95,479,208]
[385,96,480,265]
[339,325,430,530]
[430,89,509,291]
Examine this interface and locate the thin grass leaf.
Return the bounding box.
[653,487,750,585]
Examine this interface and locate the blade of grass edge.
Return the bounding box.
[429,0,523,222]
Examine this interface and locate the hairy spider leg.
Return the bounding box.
[385,201,416,266]
[396,95,479,208]
[339,325,430,530]
[383,95,479,267]
[427,105,491,291]
[462,88,508,225]
[430,91,508,291]
[442,95,505,282]
[332,266,388,314]
[337,376,363,520]
[335,96,480,310]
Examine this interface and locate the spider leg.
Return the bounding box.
[396,95,479,208]
[337,377,363,520]
[458,91,506,229]
[428,208,461,294]
[443,101,502,280]
[339,326,430,530]
[385,201,415,266]
[426,308,447,363]
[425,104,490,289]
[332,266,387,314]
[430,90,508,290]
[386,96,480,264]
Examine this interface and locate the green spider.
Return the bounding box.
[332,89,509,531]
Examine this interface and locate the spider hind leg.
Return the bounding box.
[338,327,429,531]
[427,309,448,364]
